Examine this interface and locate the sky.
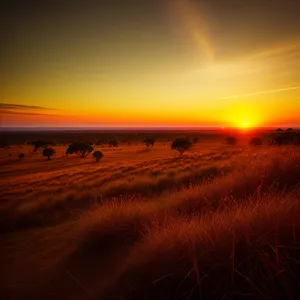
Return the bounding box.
[1,0,300,128]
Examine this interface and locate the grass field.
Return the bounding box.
[1,131,300,300]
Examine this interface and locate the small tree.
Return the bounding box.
[249,137,262,146]
[171,138,193,156]
[193,137,198,144]
[66,142,94,158]
[143,138,155,149]
[28,140,55,152]
[43,147,56,160]
[93,150,104,163]
[108,140,118,147]
[286,128,293,132]
[225,136,237,145]
[270,131,300,146]
[18,153,25,159]
[276,128,283,132]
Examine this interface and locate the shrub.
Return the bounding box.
[171,138,193,155]
[286,128,293,132]
[18,153,25,159]
[269,132,300,146]
[249,137,262,146]
[42,147,56,160]
[66,142,94,158]
[225,136,237,145]
[28,140,55,152]
[193,137,198,144]
[93,150,104,163]
[143,138,155,149]
[108,140,118,147]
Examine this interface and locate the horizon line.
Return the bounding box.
[1,125,299,132]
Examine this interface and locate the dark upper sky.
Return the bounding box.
[1,0,300,127]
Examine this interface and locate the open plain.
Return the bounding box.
[0,130,300,299]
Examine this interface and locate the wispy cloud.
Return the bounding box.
[0,103,59,117]
[220,86,300,100]
[0,103,57,110]
[0,110,58,116]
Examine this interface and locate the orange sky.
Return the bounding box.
[1,0,300,128]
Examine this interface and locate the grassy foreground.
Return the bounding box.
[0,143,300,299]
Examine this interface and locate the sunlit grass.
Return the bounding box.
[1,142,300,299]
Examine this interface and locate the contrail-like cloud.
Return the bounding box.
[220,86,300,100]
[170,0,214,63]
[0,103,59,117]
[0,103,58,110]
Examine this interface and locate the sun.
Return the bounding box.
[225,106,261,129]
[240,120,250,128]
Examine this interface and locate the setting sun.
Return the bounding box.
[241,120,250,128]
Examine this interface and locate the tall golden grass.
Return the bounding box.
[0,144,300,299]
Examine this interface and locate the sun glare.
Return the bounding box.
[241,120,249,128]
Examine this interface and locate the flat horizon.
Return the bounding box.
[1,125,300,132]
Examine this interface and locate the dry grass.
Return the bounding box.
[0,140,300,299]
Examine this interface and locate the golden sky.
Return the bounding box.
[1,0,300,128]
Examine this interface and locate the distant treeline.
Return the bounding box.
[0,129,230,146]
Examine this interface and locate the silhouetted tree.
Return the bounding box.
[18,153,25,159]
[269,131,300,146]
[143,138,155,149]
[286,128,293,132]
[66,142,94,158]
[283,131,299,145]
[93,150,104,163]
[108,140,118,147]
[249,137,262,146]
[225,136,237,145]
[43,147,56,160]
[276,128,283,132]
[193,137,198,144]
[171,138,193,156]
[29,140,55,152]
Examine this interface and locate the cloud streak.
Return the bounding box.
[0,110,58,116]
[0,103,59,117]
[0,103,57,110]
[220,86,300,100]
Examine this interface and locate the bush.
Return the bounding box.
[225,136,237,145]
[269,132,300,146]
[18,153,25,159]
[28,140,55,152]
[249,137,262,146]
[42,147,56,160]
[171,138,193,155]
[66,142,94,158]
[93,150,104,163]
[193,137,198,144]
[108,140,118,147]
[143,138,155,149]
